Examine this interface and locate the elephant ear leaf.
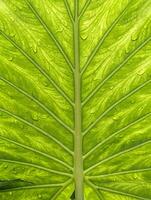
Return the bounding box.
[0,0,151,200]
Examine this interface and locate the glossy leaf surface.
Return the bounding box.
[0,0,151,199]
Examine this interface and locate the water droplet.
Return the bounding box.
[110,86,113,90]
[29,44,37,53]
[47,10,50,14]
[9,192,13,195]
[42,80,49,87]
[125,46,129,54]
[33,47,37,53]
[131,32,138,41]
[113,177,116,181]
[56,27,64,33]
[20,124,24,129]
[4,164,8,169]
[90,108,95,114]
[18,6,23,11]
[130,99,135,104]
[13,169,17,174]
[137,69,145,76]
[11,18,15,22]
[32,113,39,121]
[80,34,88,40]
[38,194,42,198]
[10,32,15,37]
[8,57,13,61]
[113,116,118,121]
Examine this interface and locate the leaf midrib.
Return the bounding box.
[73,0,84,199]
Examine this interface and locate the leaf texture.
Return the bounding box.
[0,0,151,199]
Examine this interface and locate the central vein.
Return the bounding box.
[73,0,84,199]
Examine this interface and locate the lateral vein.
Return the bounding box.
[78,0,91,19]
[0,133,73,171]
[0,76,74,138]
[83,79,151,136]
[83,112,151,159]
[86,180,105,200]
[63,0,74,24]
[82,37,151,105]
[92,184,150,200]
[87,167,151,179]
[0,159,72,177]
[84,140,151,174]
[0,97,73,155]
[51,179,73,200]
[25,0,74,72]
[80,2,130,75]
[0,30,74,108]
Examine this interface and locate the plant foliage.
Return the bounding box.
[0,0,151,199]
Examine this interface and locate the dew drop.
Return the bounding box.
[113,116,118,121]
[31,91,36,98]
[18,6,23,11]
[38,194,42,199]
[13,168,17,174]
[33,48,37,53]
[10,32,15,37]
[9,192,13,196]
[29,44,37,53]
[11,18,15,22]
[110,86,113,90]
[8,57,13,61]
[137,69,145,76]
[4,164,8,169]
[90,108,95,114]
[56,27,64,33]
[131,32,138,41]
[32,113,39,121]
[42,80,49,87]
[80,34,88,40]
[130,99,135,104]
[20,124,24,129]
[125,46,129,54]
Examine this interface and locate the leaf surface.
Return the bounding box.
[0,0,151,199]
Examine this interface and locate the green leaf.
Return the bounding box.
[0,0,151,199]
